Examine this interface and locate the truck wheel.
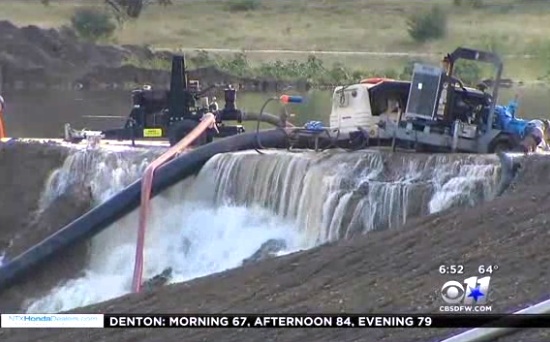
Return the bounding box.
[168,120,207,147]
[489,136,515,153]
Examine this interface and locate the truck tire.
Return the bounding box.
[488,135,515,153]
[168,120,207,147]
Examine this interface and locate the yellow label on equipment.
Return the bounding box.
[143,128,162,138]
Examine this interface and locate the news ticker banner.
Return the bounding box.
[3,313,550,329]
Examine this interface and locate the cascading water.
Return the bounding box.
[38,146,162,207]
[24,148,503,313]
[191,150,502,243]
[24,149,306,313]
[0,145,162,270]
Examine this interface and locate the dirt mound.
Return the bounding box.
[0,20,168,90]
[0,140,68,240]
[505,153,550,191]
[0,21,261,92]
[0,21,307,91]
[1,165,549,341]
[0,140,93,312]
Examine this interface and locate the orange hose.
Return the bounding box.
[131,113,217,293]
[360,77,392,84]
[0,110,5,139]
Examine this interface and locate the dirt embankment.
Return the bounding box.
[0,21,298,92]
[0,141,93,312]
[0,20,168,91]
[1,154,550,341]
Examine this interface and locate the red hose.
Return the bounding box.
[131,113,217,293]
[0,110,6,139]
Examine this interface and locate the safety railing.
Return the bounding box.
[131,113,217,293]
[440,298,550,342]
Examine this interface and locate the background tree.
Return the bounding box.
[407,5,447,43]
[70,7,117,42]
[105,0,172,20]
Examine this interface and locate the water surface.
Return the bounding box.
[3,87,550,138]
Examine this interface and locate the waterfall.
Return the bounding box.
[38,147,163,208]
[189,150,502,243]
[23,147,504,313]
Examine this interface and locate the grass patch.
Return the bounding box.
[226,0,262,12]
[4,0,549,53]
[123,55,173,70]
[4,0,550,82]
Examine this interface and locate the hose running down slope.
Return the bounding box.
[21,148,508,313]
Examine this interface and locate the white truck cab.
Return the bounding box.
[328,79,409,140]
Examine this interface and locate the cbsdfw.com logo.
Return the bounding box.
[439,276,492,312]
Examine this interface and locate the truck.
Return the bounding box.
[327,47,531,153]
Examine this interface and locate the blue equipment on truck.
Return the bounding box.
[493,99,529,139]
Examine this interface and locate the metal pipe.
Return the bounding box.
[440,299,550,342]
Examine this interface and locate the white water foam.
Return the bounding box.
[26,178,306,313]
[38,148,157,209]
[428,162,500,213]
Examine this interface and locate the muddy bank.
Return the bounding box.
[0,140,94,312]
[0,20,306,92]
[0,140,94,258]
[505,153,550,192]
[0,140,68,242]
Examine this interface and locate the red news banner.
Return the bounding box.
[105,314,550,328]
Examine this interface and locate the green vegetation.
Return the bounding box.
[188,52,362,85]
[529,41,550,81]
[70,7,117,42]
[453,0,484,8]
[226,0,261,12]
[122,55,173,70]
[124,50,492,86]
[3,0,550,83]
[104,0,172,21]
[407,6,447,43]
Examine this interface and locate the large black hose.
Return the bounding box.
[0,129,289,291]
[241,111,289,128]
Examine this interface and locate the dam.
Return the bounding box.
[0,138,524,313]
